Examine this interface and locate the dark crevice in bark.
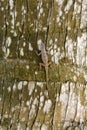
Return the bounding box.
[9,111,15,130]
[63,21,68,55]
[51,82,57,130]
[58,82,61,97]
[0,81,3,125]
[7,81,14,130]
[26,0,29,14]
[13,0,16,29]
[30,95,40,130]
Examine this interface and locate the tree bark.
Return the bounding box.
[0,0,87,130]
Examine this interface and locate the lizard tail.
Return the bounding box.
[45,67,49,93]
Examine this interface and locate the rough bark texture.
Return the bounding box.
[0,0,87,130]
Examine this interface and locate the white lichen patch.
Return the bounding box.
[1,0,4,2]
[22,5,26,15]
[39,95,44,109]
[23,42,26,47]
[29,98,38,117]
[76,33,87,66]
[9,0,14,10]
[44,90,49,97]
[17,123,22,130]
[73,75,77,82]
[55,0,63,24]
[10,11,15,29]
[40,8,43,14]
[80,0,87,28]
[7,86,11,92]
[1,7,4,11]
[64,83,77,121]
[26,65,29,69]
[51,51,59,64]
[13,83,16,91]
[43,99,52,113]
[37,0,43,18]
[59,10,63,17]
[11,107,15,113]
[55,38,58,42]
[7,48,10,58]
[37,39,43,50]
[16,22,20,27]
[14,31,17,37]
[50,49,54,55]
[18,82,22,90]
[41,124,47,130]
[0,97,2,101]
[49,39,53,45]
[60,82,70,120]
[50,47,64,64]
[35,71,38,75]
[40,95,44,102]
[75,98,85,123]
[56,93,59,102]
[84,84,87,101]
[29,43,33,51]
[73,1,81,16]
[43,27,47,31]
[20,48,24,56]
[60,82,69,103]
[23,107,27,113]
[26,100,30,106]
[4,113,8,118]
[23,81,27,86]
[56,16,60,23]
[21,117,25,122]
[56,0,64,6]
[6,37,12,47]
[37,82,43,88]
[64,0,73,13]
[2,46,10,59]
[34,121,41,129]
[65,36,74,61]
[28,82,35,95]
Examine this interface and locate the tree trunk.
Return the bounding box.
[0,0,87,130]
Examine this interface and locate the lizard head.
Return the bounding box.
[37,39,45,51]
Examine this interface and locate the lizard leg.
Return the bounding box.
[39,62,51,69]
[39,63,45,69]
[48,62,51,66]
[35,51,41,56]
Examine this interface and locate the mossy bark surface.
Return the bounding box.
[0,0,87,129]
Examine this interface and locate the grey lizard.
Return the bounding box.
[37,41,51,94]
